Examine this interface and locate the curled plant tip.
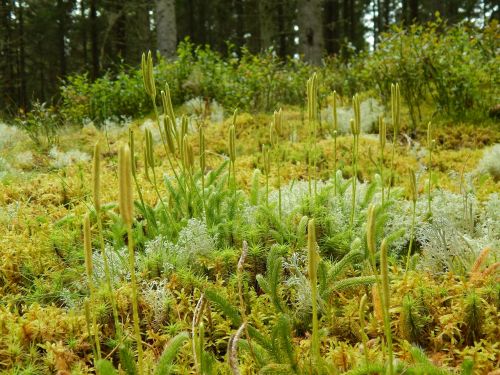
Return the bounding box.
[92,142,101,211]
[83,213,92,278]
[238,241,248,273]
[118,144,133,227]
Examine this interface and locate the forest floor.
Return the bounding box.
[0,108,499,374]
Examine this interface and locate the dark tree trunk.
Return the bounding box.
[113,2,127,60]
[17,0,26,110]
[57,0,67,77]
[81,0,88,67]
[298,0,325,65]
[324,0,340,54]
[90,0,99,79]
[409,0,419,22]
[276,0,288,57]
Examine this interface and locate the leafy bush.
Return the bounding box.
[60,41,318,124]
[354,19,499,132]
[15,101,60,147]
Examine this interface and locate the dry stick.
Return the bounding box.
[92,143,121,338]
[118,144,143,374]
[83,216,101,362]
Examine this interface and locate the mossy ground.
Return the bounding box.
[0,107,499,374]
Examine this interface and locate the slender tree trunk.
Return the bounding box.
[17,0,26,109]
[57,0,67,77]
[298,0,325,65]
[81,0,88,67]
[114,2,127,60]
[259,0,276,51]
[324,0,340,54]
[90,0,99,79]
[1,0,14,109]
[276,0,287,57]
[409,0,419,22]
[155,0,177,59]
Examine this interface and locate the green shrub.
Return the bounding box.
[355,19,499,133]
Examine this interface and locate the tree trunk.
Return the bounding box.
[409,0,419,22]
[298,0,324,65]
[324,0,340,54]
[17,0,26,109]
[90,0,99,79]
[259,0,276,51]
[0,0,14,110]
[155,0,177,59]
[57,0,67,77]
[81,0,88,67]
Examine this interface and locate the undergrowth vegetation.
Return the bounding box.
[59,19,499,130]
[0,28,499,375]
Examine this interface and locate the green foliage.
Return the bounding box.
[15,101,60,148]
[95,359,118,375]
[154,332,189,375]
[355,19,499,129]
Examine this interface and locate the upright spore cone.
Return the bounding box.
[118,144,133,227]
[92,142,101,212]
[83,213,92,278]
